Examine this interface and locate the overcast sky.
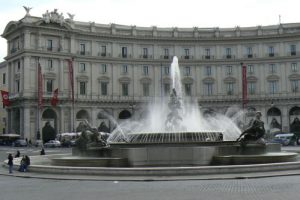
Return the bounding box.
[1,0,300,62]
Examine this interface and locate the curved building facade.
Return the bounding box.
[1,9,300,141]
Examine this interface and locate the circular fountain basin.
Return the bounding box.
[71,142,296,167]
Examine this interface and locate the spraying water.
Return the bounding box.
[107,56,242,142]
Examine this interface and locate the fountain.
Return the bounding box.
[52,56,297,168]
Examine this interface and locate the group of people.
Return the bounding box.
[7,148,46,174]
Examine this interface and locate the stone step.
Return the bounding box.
[212,152,298,165]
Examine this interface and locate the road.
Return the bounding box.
[1,146,300,200]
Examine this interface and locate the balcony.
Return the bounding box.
[226,55,232,59]
[184,55,189,59]
[291,51,296,56]
[247,54,253,58]
[80,51,85,55]
[100,53,106,57]
[269,53,274,57]
[143,55,148,59]
[47,47,53,51]
[205,55,210,59]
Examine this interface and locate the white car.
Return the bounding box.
[44,140,61,148]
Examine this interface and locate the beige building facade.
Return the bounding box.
[0,61,7,135]
[1,9,300,141]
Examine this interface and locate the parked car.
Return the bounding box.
[272,133,297,146]
[61,139,76,147]
[44,140,61,148]
[14,139,28,147]
[35,140,43,147]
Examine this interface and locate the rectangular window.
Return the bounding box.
[226,65,233,75]
[184,49,190,59]
[164,83,170,96]
[269,80,278,94]
[227,83,234,95]
[268,46,274,57]
[291,63,298,72]
[205,66,212,76]
[269,64,276,73]
[205,48,211,59]
[101,64,107,73]
[185,84,192,96]
[226,48,232,58]
[143,83,150,96]
[164,48,169,59]
[2,73,6,85]
[122,83,129,96]
[143,48,148,58]
[122,47,127,58]
[17,61,21,71]
[101,82,108,96]
[48,59,53,70]
[80,44,85,55]
[164,66,169,75]
[101,46,106,56]
[291,80,299,92]
[79,82,86,95]
[247,65,254,74]
[204,83,213,96]
[16,80,20,93]
[122,65,128,74]
[47,40,53,51]
[248,82,256,94]
[80,63,86,72]
[185,66,191,76]
[143,65,149,76]
[290,44,296,56]
[247,47,253,58]
[46,80,53,93]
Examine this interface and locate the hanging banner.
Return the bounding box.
[51,88,59,106]
[242,64,248,108]
[67,59,74,103]
[1,90,10,107]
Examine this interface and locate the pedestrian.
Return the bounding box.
[40,148,45,155]
[7,153,13,173]
[15,150,20,158]
[19,155,26,172]
[24,155,30,172]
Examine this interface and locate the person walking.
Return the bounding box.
[24,155,30,172]
[7,153,13,173]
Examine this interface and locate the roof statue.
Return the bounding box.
[23,6,32,17]
[42,9,65,26]
[67,13,75,20]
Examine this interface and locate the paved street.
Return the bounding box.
[1,146,300,200]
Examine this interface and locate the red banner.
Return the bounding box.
[242,64,248,108]
[1,90,10,107]
[51,88,59,106]
[38,62,43,109]
[67,59,74,103]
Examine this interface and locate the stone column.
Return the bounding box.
[23,30,31,49]
[23,56,31,94]
[23,107,31,140]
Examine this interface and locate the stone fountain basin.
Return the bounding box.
[70,142,296,167]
